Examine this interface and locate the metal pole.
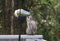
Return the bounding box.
[19,35,21,41]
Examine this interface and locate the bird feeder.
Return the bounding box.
[14,9,30,20]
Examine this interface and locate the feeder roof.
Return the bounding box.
[15,9,30,15]
[20,9,30,15]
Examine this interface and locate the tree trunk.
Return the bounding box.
[4,0,11,34]
[11,0,14,34]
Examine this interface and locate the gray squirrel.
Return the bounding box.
[26,15,38,34]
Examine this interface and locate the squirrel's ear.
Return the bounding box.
[26,16,29,20]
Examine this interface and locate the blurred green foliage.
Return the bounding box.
[29,0,60,41]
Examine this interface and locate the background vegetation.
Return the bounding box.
[0,0,60,41]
